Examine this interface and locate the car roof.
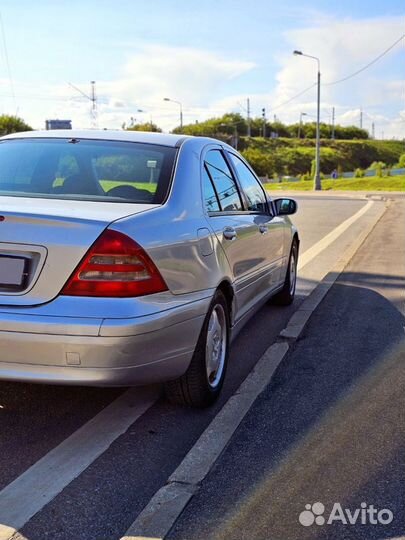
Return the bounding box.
[0,129,190,147]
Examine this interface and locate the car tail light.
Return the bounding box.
[61,230,168,297]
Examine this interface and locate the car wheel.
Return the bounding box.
[272,239,298,306]
[164,290,230,408]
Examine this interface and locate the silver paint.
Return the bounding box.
[0,130,298,386]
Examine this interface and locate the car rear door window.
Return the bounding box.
[205,150,243,212]
[202,165,221,212]
[228,153,267,212]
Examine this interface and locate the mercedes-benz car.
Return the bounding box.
[0,130,299,407]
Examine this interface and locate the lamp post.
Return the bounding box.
[293,50,321,190]
[219,122,244,150]
[163,97,183,131]
[297,112,307,138]
[137,109,154,130]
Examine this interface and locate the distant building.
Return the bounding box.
[45,119,72,130]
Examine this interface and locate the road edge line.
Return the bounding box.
[280,199,388,339]
[121,199,389,540]
[122,342,289,540]
[0,386,159,540]
[297,200,374,270]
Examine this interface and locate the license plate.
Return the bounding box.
[0,256,26,287]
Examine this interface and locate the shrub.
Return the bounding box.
[0,114,32,135]
[354,168,365,178]
[397,153,405,168]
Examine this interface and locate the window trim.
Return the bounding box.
[203,148,245,215]
[225,150,271,216]
[202,163,221,213]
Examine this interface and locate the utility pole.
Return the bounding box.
[360,107,363,129]
[247,98,251,137]
[297,112,307,138]
[262,107,266,138]
[68,81,98,128]
[315,67,321,189]
[331,107,335,139]
[90,81,97,129]
[372,122,375,139]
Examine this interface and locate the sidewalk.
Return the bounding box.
[167,200,405,540]
[265,189,405,200]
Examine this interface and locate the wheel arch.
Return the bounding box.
[216,280,235,326]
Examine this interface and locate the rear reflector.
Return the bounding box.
[61,230,168,297]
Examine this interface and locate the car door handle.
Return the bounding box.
[223,227,237,241]
[259,224,268,234]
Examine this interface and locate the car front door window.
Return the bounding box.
[204,150,243,212]
[228,153,267,212]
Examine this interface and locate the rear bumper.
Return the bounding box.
[0,293,211,386]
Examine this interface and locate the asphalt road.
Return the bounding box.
[169,198,405,540]
[0,194,398,540]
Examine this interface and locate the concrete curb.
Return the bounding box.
[279,200,388,341]
[122,342,289,540]
[121,200,389,540]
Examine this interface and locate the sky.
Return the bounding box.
[0,0,403,138]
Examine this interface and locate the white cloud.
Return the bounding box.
[41,44,255,131]
[268,15,405,138]
[9,18,404,139]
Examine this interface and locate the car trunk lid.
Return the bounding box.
[0,196,157,306]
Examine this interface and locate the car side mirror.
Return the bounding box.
[274,198,297,216]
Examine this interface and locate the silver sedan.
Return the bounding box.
[0,130,299,407]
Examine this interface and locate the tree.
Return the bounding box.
[173,113,246,137]
[0,115,32,136]
[125,122,162,133]
[397,153,405,168]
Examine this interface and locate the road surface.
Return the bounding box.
[0,193,402,540]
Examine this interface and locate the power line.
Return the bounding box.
[68,81,98,128]
[270,83,317,113]
[266,33,404,117]
[0,10,16,112]
[324,33,405,86]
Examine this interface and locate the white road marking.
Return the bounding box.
[0,197,379,540]
[122,198,384,540]
[122,343,290,540]
[297,200,374,270]
[0,386,158,540]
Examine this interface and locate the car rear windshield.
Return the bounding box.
[0,138,177,204]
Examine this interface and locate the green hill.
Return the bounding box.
[239,138,404,177]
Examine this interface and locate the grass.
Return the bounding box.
[99,180,156,193]
[264,175,405,192]
[54,178,157,194]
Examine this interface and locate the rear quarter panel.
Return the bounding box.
[111,138,233,295]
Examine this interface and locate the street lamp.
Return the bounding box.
[164,97,183,131]
[293,50,321,190]
[219,122,243,150]
[137,109,154,130]
[297,112,307,138]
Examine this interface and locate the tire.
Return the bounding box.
[164,290,230,408]
[272,239,298,306]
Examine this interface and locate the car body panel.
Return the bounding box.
[0,197,157,305]
[0,130,299,386]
